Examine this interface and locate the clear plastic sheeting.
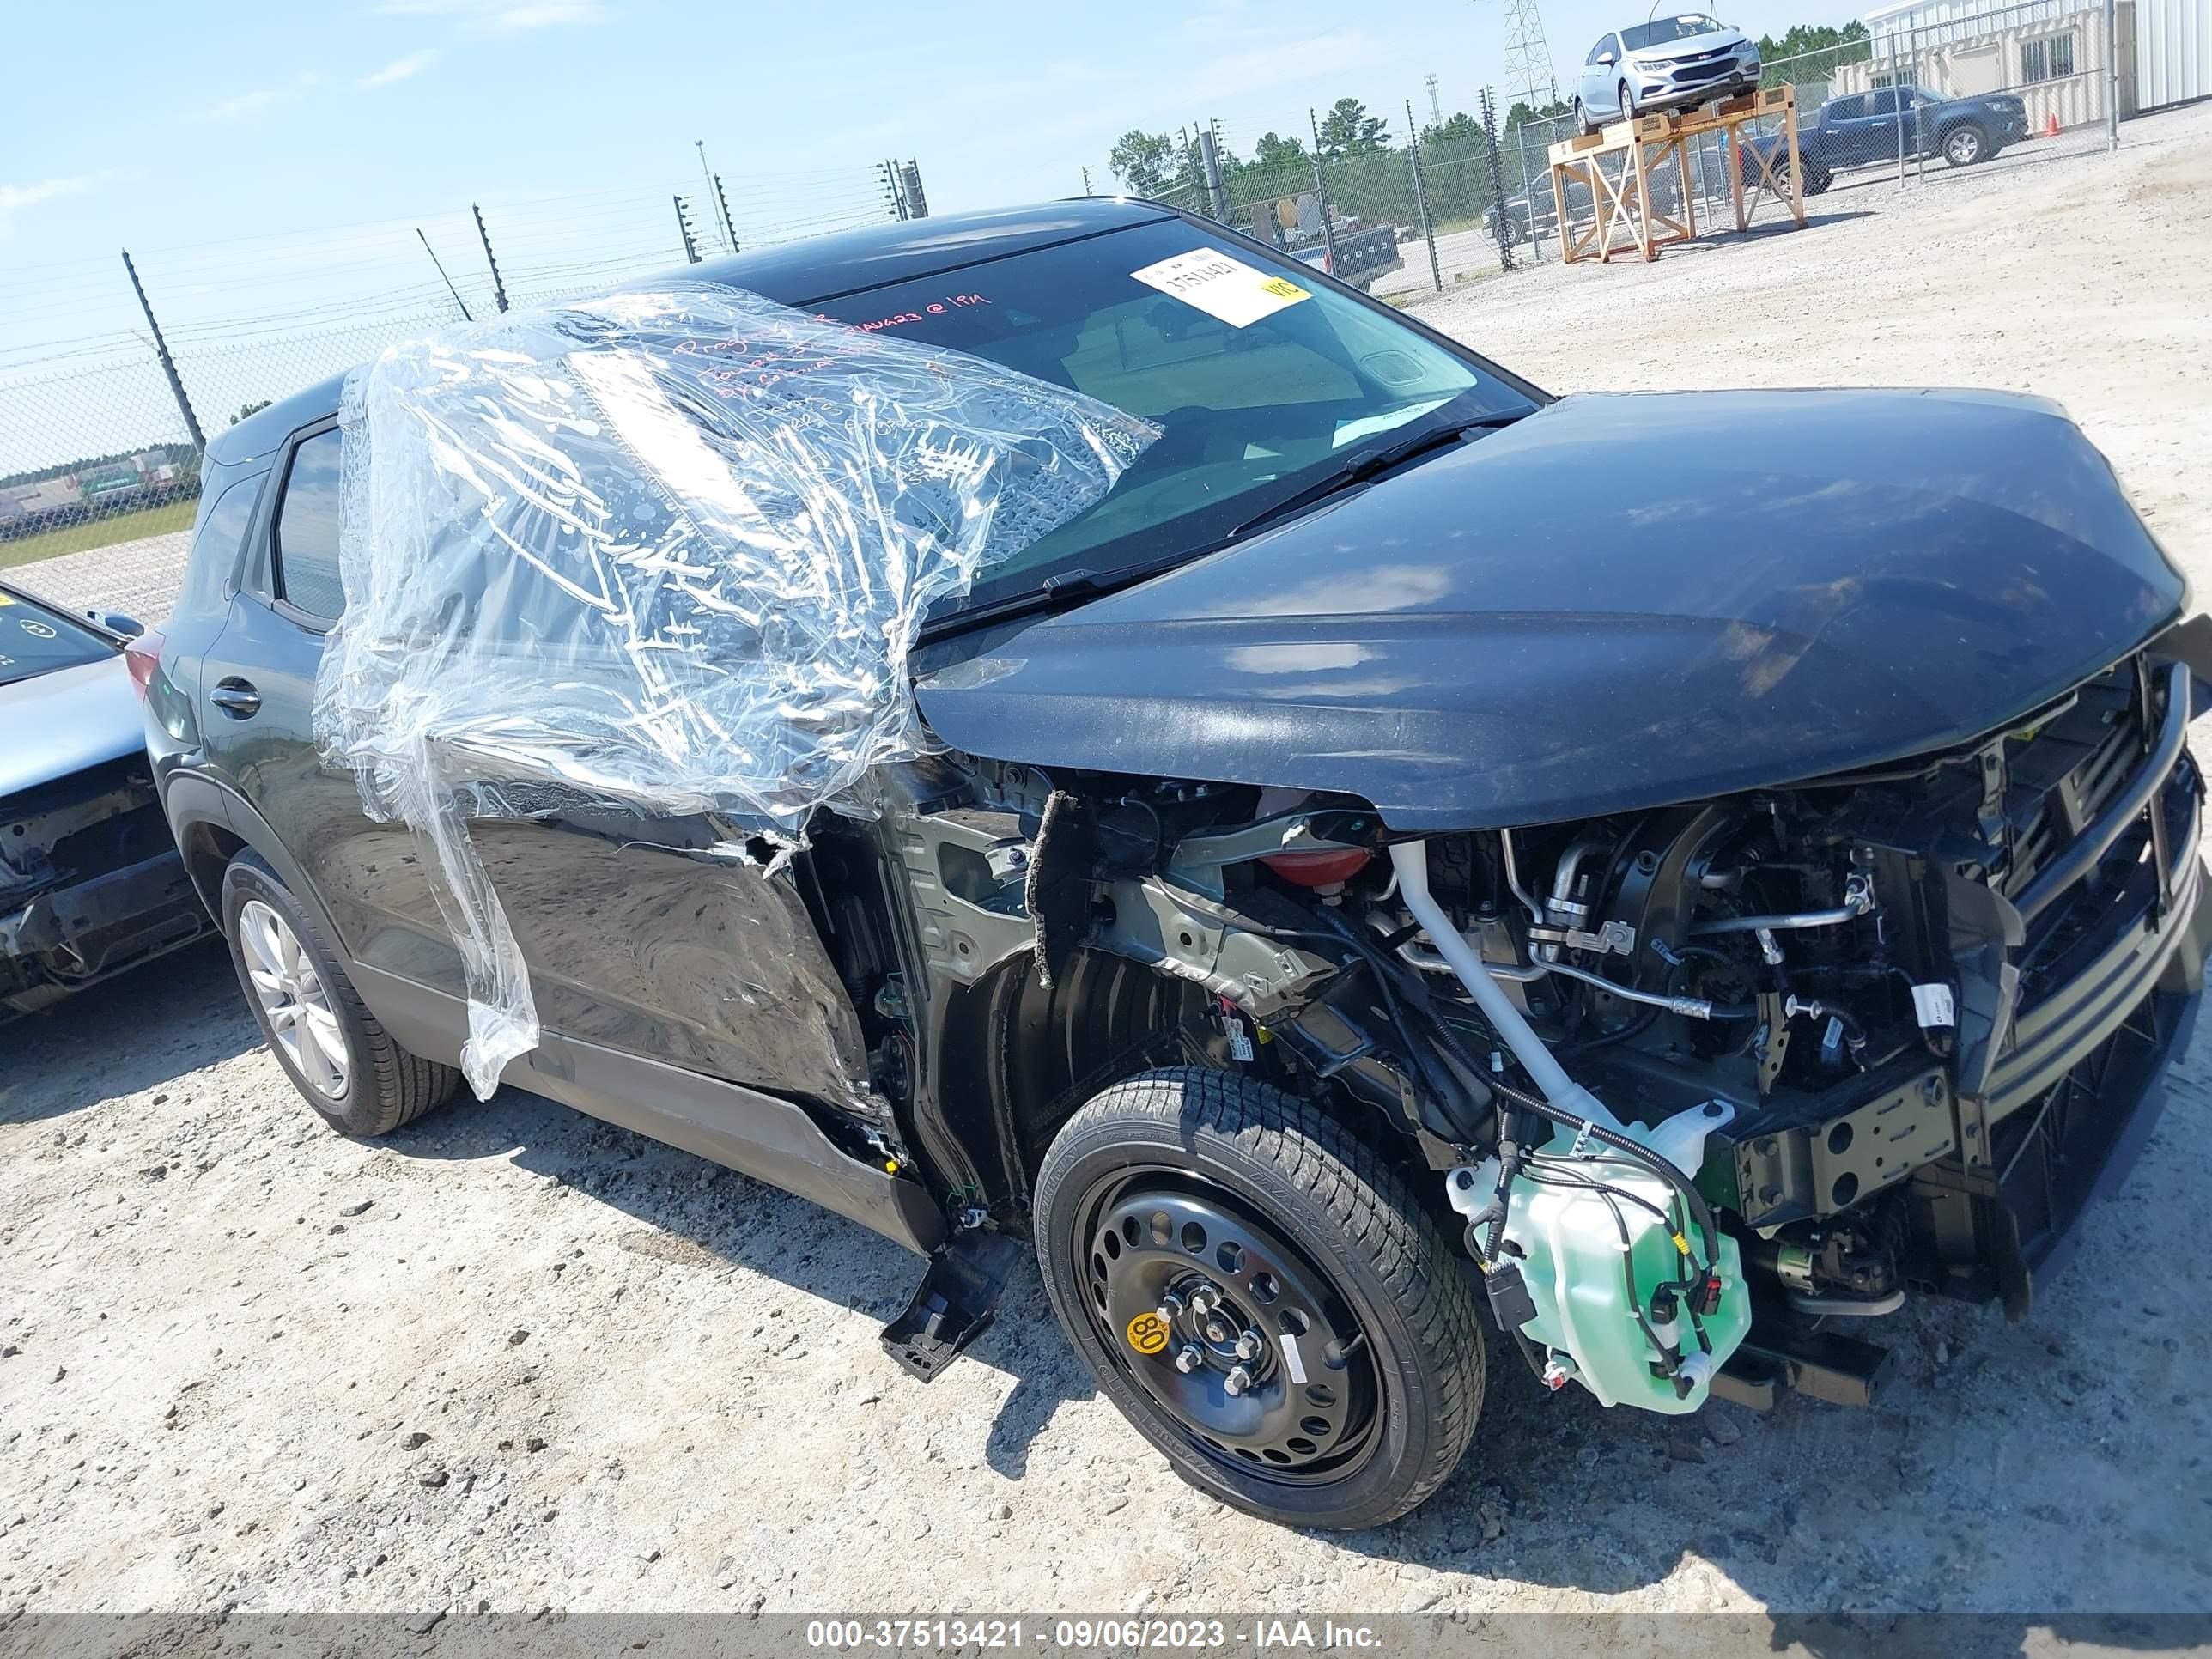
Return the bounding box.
[317,282,1156,1097]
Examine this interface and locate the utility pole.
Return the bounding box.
[471,204,509,313]
[674,196,701,264]
[119,249,204,452]
[416,228,473,321]
[695,140,734,248]
[1081,166,1093,195]
[1426,73,1443,130]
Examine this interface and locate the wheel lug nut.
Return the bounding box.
[1204,1317,1230,1344]
[1174,1343,1204,1374]
[1235,1328,1264,1360]
[1156,1291,1185,1321]
[1224,1364,1254,1397]
[1189,1284,1223,1315]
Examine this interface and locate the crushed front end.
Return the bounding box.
[933,630,2212,1417]
[1,754,207,1016]
[1401,646,2209,1410]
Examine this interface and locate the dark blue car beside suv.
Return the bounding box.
[132,198,2212,1530]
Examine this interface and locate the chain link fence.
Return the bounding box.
[0,357,204,592]
[1195,0,2125,303]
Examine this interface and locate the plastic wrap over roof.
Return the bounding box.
[316,280,1156,1097]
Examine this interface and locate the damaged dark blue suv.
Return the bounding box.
[138,199,2212,1528]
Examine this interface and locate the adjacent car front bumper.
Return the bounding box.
[1633,51,1761,111]
[1,761,208,1015]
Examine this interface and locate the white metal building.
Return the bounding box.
[1861,0,2210,112]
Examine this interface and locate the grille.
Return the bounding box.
[1998,664,2145,904]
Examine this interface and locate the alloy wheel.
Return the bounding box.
[1079,1176,1380,1481]
[239,898,349,1099]
[1946,127,1982,165]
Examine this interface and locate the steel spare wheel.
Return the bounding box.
[1082,1176,1380,1480]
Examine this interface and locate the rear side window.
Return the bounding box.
[272,428,347,623]
[191,473,263,579]
[1826,94,1867,119]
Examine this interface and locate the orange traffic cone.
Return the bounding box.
[2044,112,2061,137]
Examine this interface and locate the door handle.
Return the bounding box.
[210,678,262,719]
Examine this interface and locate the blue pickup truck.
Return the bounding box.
[1752,85,2032,191]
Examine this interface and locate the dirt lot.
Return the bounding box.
[5,105,2212,1622]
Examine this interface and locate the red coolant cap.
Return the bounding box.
[1261,847,1373,887]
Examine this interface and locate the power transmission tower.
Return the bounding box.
[1425,73,1443,129]
[1485,0,1560,116]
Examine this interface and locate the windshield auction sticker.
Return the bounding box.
[1131,249,1310,328]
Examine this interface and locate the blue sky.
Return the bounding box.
[1,0,1836,464]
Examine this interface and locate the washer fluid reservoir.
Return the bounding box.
[1449,1102,1752,1415]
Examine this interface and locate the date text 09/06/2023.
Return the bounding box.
[804,1619,1386,1650]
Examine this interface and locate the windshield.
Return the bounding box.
[806,218,1539,618]
[0,589,112,687]
[1623,14,1727,47]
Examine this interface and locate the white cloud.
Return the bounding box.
[210,88,283,119]
[0,176,94,214]
[376,0,606,27]
[210,72,322,120]
[0,174,100,241]
[359,48,442,88]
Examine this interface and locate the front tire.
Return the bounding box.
[1942,122,1987,167]
[1034,1067,1486,1529]
[222,851,459,1137]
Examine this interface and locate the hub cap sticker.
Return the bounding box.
[1125,1311,1170,1355]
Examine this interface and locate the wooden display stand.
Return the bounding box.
[1547,84,1806,264]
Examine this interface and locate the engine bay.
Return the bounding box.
[889,649,2202,1415]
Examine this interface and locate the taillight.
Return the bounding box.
[124,629,165,699]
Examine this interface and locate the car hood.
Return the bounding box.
[0,656,143,800]
[1630,26,1747,58]
[915,389,2185,830]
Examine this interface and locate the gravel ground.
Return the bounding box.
[5,105,2212,1623]
[9,530,191,631]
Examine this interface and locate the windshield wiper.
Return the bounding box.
[921,552,1200,638]
[1224,410,1527,544]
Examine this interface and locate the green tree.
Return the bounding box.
[231,400,272,426]
[1316,97,1389,157]
[1109,129,1177,194]
[1503,98,1571,130]
[1425,111,1483,143]
[1757,18,1873,84]
[1251,131,1308,169]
